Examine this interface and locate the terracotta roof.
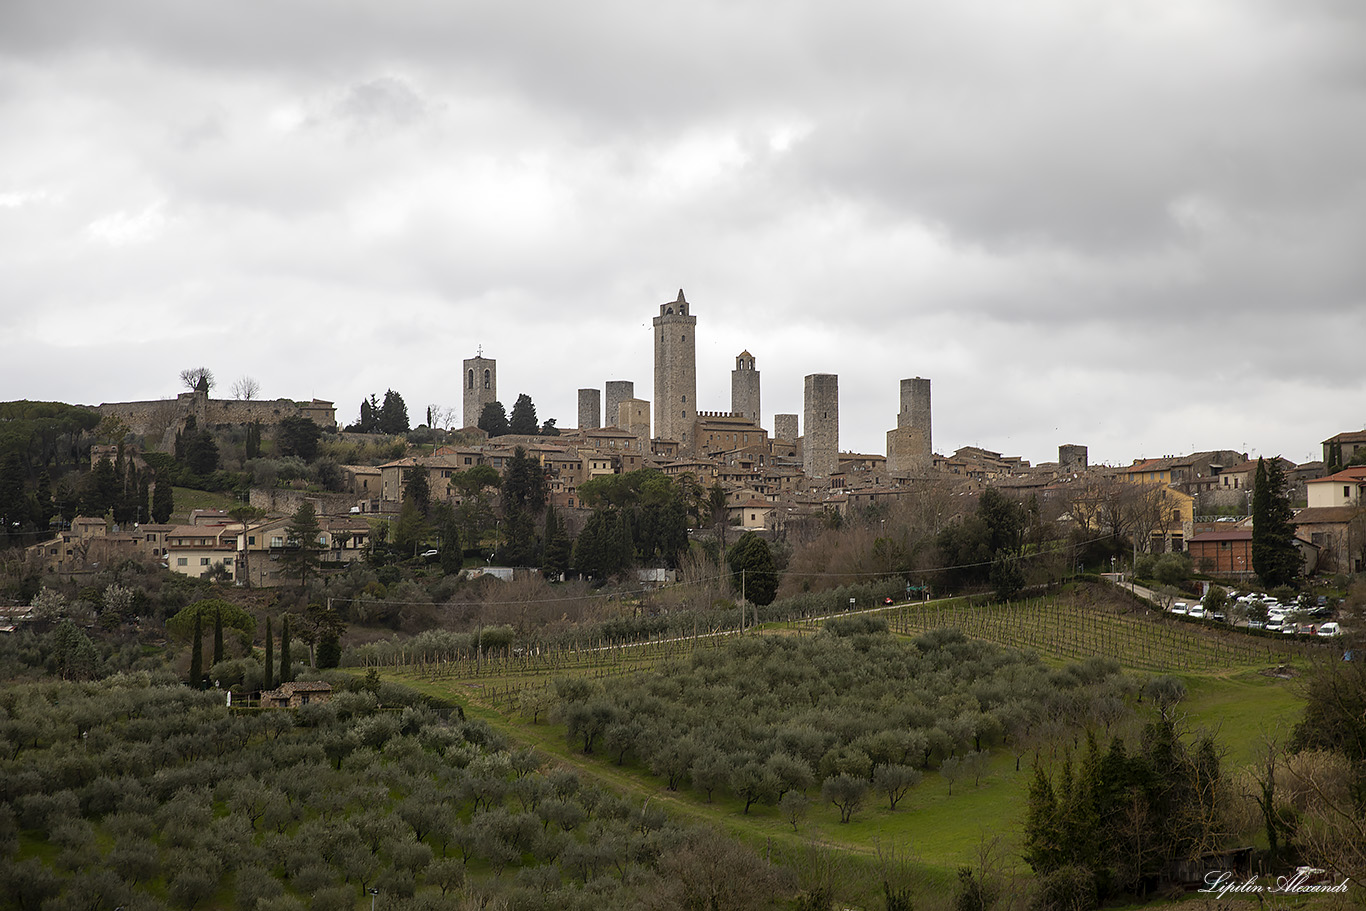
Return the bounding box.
[1293,506,1366,525]
[1306,466,1366,485]
[1187,528,1253,542]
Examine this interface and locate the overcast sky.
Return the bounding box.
[3,1,1364,467]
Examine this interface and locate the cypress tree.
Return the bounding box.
[152,481,174,524]
[263,616,274,691]
[1251,457,1300,587]
[212,606,224,668]
[189,613,203,687]
[279,615,292,684]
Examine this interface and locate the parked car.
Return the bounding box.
[1265,618,1284,632]
[1170,602,1189,615]
[1317,622,1342,637]
[1188,605,1206,619]
[1211,610,1227,622]
[1247,619,1265,629]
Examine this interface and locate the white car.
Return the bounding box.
[1188,605,1206,619]
[1170,602,1189,615]
[1317,622,1342,637]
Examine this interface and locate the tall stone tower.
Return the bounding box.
[604,381,634,428]
[773,414,799,443]
[577,388,601,430]
[653,289,697,446]
[731,351,760,426]
[618,398,651,445]
[886,377,932,476]
[803,374,839,479]
[1059,444,1088,473]
[462,353,497,430]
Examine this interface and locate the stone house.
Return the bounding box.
[260,681,333,708]
[1323,429,1366,470]
[1293,506,1366,575]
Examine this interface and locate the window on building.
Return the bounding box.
[484,369,491,389]
[468,369,474,389]
[200,557,210,566]
[1346,486,1352,499]
[177,557,188,566]
[248,536,256,546]
[271,536,283,548]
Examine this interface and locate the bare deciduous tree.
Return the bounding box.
[179,367,215,392]
[231,375,261,400]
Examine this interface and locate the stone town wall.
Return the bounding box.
[100,392,336,448]
[248,488,356,516]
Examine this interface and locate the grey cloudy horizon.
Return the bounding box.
[3,0,1364,467]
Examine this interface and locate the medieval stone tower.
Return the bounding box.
[773,414,799,443]
[577,388,601,430]
[462,353,497,430]
[653,289,697,446]
[604,381,634,428]
[731,351,760,426]
[803,374,839,479]
[1059,444,1089,472]
[886,377,932,476]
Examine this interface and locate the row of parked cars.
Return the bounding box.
[1169,592,1344,637]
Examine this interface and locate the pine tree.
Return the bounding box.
[189,613,204,687]
[508,393,539,436]
[280,501,324,589]
[263,616,274,691]
[279,615,292,684]
[478,401,510,437]
[378,389,409,434]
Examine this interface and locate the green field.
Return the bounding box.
[169,486,241,522]
[375,590,1312,883]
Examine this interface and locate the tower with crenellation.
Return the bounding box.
[653,289,697,447]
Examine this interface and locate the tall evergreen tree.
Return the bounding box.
[508,393,539,435]
[151,480,174,524]
[212,606,224,667]
[1252,457,1300,587]
[245,420,262,459]
[280,501,324,589]
[502,447,546,516]
[279,615,292,684]
[189,613,204,687]
[263,616,274,691]
[727,532,779,605]
[542,506,571,580]
[478,401,510,437]
[378,389,410,435]
[403,465,431,517]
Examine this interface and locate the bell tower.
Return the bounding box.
[462,350,497,430]
[653,289,697,446]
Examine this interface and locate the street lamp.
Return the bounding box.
[369,889,379,911]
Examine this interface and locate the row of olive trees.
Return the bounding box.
[548,625,1138,824]
[0,672,791,911]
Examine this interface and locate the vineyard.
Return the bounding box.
[369,587,1321,714]
[882,596,1319,672]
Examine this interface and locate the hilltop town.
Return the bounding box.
[8,289,1364,587]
